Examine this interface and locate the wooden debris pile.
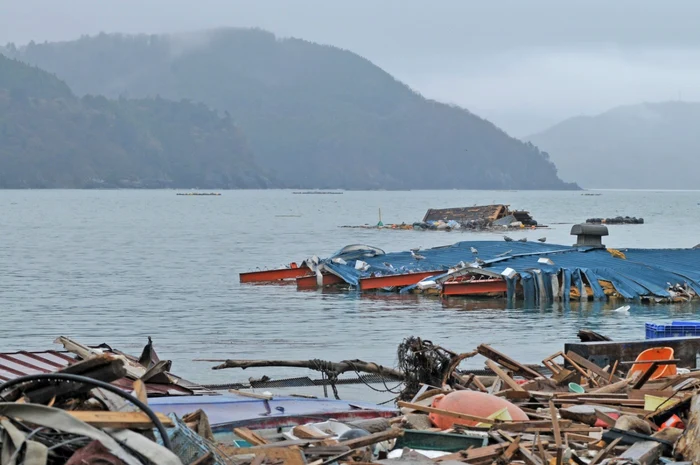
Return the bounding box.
[212,339,700,465]
[0,337,232,465]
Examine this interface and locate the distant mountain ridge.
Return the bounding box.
[527,101,700,189]
[3,28,578,190]
[0,54,270,188]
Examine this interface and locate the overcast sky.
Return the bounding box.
[2,0,699,136]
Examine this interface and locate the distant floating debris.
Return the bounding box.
[342,204,546,231]
[176,192,221,196]
[292,191,343,195]
[587,216,644,225]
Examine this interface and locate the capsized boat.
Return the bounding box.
[148,392,399,441]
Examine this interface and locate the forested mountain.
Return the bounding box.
[3,29,577,190]
[0,54,269,188]
[527,102,700,189]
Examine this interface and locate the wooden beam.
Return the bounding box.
[68,411,173,428]
[566,351,622,383]
[588,437,621,465]
[486,360,525,392]
[234,427,269,446]
[633,362,660,389]
[397,401,504,425]
[478,344,542,380]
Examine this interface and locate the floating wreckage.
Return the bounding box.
[343,204,544,231]
[587,216,644,225]
[241,225,700,303]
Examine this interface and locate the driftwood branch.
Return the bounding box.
[211,358,404,379]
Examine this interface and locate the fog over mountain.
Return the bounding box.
[4,0,700,136]
[528,101,700,189]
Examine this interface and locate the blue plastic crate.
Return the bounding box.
[672,320,700,327]
[646,322,700,339]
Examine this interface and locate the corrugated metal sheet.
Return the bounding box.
[320,240,700,300]
[323,241,571,286]
[0,349,207,397]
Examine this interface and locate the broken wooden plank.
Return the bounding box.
[566,351,622,383]
[632,362,660,389]
[132,379,148,404]
[593,409,618,427]
[588,437,621,465]
[435,443,509,462]
[292,425,331,440]
[397,401,504,425]
[335,428,403,449]
[68,411,173,428]
[549,400,562,450]
[234,427,269,446]
[491,436,520,465]
[477,344,542,379]
[486,360,525,392]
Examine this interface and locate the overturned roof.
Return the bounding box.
[319,240,700,301]
[422,205,509,223]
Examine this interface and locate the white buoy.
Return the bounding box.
[614,305,631,314]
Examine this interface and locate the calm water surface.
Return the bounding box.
[3,189,700,400]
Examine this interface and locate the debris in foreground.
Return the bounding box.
[4,334,700,464]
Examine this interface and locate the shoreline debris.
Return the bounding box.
[4,334,700,464]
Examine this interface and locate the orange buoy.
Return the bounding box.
[628,347,677,381]
[429,390,529,429]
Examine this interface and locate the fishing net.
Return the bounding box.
[396,337,458,401]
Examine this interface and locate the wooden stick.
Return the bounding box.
[397,401,504,424]
[633,362,660,389]
[588,437,622,465]
[234,427,269,446]
[594,409,619,427]
[549,400,562,449]
[566,351,621,383]
[68,411,173,429]
[477,344,542,379]
[486,360,525,392]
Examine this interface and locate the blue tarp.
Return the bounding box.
[318,241,700,301]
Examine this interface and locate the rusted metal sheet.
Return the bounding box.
[296,273,345,289]
[422,205,508,223]
[442,278,508,296]
[0,349,208,397]
[240,265,310,283]
[359,271,442,291]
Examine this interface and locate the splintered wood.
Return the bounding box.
[201,339,700,465]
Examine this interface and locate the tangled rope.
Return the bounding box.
[397,336,476,400]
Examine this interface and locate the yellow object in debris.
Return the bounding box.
[644,394,680,412]
[475,407,512,427]
[607,248,626,259]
